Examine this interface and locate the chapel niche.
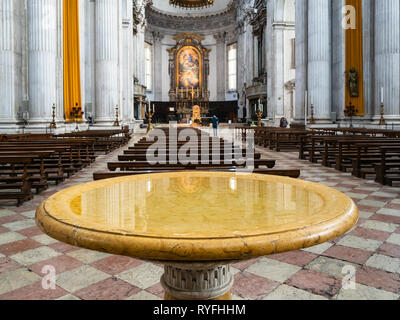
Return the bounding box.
[168,33,211,120]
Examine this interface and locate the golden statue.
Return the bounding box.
[191,105,202,127]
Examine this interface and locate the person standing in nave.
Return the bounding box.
[212,115,220,137]
[280,117,288,128]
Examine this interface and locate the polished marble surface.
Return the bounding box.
[1,132,398,300]
[36,172,358,261]
[72,174,337,237]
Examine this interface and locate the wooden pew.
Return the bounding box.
[0,156,34,206]
[0,145,84,179]
[58,129,132,154]
[375,146,400,186]
[269,130,309,152]
[320,138,400,170]
[350,142,400,178]
[98,127,301,183]
[0,151,55,193]
[107,159,276,172]
[117,153,262,162]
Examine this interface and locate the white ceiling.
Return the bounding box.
[151,0,233,16]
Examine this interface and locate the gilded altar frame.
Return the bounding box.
[168,33,211,101]
[175,46,203,91]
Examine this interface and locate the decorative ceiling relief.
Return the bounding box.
[145,3,237,34]
[169,0,214,9]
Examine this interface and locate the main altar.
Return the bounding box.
[168,33,211,121]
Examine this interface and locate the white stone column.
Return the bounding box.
[55,0,64,123]
[245,24,253,86]
[307,0,332,122]
[374,0,400,120]
[79,0,86,116]
[330,0,345,119]
[0,0,22,128]
[85,0,96,119]
[362,0,374,119]
[136,23,146,87]
[214,32,227,101]
[121,0,134,124]
[242,22,252,121]
[294,0,307,123]
[27,0,57,126]
[95,0,119,125]
[153,31,164,101]
[236,26,245,120]
[273,23,285,121]
[265,0,274,121]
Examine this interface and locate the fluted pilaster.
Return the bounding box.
[265,0,274,120]
[236,26,245,118]
[55,0,64,122]
[136,24,146,87]
[331,0,345,117]
[121,0,135,122]
[0,0,18,123]
[363,0,374,118]
[308,0,331,121]
[273,25,285,119]
[28,0,57,123]
[294,0,308,122]
[214,32,226,101]
[374,0,400,119]
[244,23,252,119]
[79,0,86,115]
[153,31,164,101]
[95,0,119,124]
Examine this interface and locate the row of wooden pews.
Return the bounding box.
[240,127,329,152]
[0,130,132,206]
[299,128,400,186]
[57,127,132,154]
[93,127,301,181]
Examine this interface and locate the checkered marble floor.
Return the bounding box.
[0,131,400,300]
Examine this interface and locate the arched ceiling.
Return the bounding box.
[150,0,233,17]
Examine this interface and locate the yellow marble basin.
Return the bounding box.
[36,172,358,262]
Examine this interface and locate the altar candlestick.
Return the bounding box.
[381,87,384,104]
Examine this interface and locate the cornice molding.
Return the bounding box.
[148,0,235,18]
[272,21,295,29]
[145,4,237,35]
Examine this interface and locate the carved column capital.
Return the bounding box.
[213,31,226,43]
[152,31,164,43]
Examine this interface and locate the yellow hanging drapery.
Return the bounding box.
[63,0,82,122]
[345,0,364,116]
